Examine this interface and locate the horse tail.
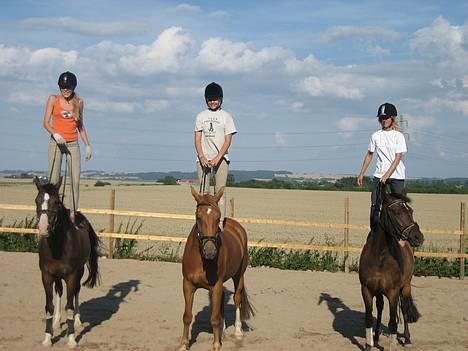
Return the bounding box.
[400,293,421,323]
[240,286,256,320]
[83,224,100,288]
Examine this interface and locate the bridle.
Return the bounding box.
[384,199,418,242]
[195,203,222,255]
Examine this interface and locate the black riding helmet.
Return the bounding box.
[204,82,223,106]
[58,71,77,89]
[377,102,397,118]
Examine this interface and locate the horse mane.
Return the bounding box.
[386,191,412,204]
[380,206,404,271]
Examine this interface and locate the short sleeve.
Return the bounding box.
[195,113,203,132]
[395,132,407,154]
[368,134,376,153]
[224,112,237,135]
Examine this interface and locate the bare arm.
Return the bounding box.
[42,95,56,135]
[210,133,233,167]
[194,131,209,167]
[380,153,402,183]
[357,151,373,186]
[77,99,90,147]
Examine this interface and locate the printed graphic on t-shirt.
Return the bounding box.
[204,118,220,138]
[61,111,73,119]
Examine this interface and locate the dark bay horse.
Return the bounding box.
[34,177,100,348]
[179,187,255,351]
[359,185,424,351]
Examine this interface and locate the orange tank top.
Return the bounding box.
[51,96,78,142]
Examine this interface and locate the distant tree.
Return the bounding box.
[160,176,178,185]
[94,180,111,187]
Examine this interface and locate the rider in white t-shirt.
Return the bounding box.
[357,102,407,232]
[194,82,237,228]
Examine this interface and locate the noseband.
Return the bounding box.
[385,199,417,241]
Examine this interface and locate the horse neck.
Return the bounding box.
[378,208,404,270]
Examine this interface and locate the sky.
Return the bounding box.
[0,0,467,177]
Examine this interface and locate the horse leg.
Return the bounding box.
[220,288,226,339]
[210,282,224,351]
[374,294,384,345]
[53,279,63,330]
[361,285,374,350]
[41,272,54,347]
[232,274,244,339]
[387,291,399,351]
[64,274,78,348]
[73,268,84,330]
[400,284,420,346]
[179,278,195,351]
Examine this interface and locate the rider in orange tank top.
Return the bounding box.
[42,71,92,223]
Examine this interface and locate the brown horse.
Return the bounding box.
[359,185,424,351]
[34,177,100,348]
[179,187,255,351]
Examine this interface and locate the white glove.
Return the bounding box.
[53,133,65,144]
[85,145,92,160]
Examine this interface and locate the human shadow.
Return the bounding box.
[318,292,381,351]
[188,288,252,348]
[75,279,140,342]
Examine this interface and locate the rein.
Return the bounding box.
[383,199,417,241]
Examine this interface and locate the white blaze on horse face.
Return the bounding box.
[38,193,50,236]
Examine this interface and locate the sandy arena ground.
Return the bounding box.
[0,251,466,351]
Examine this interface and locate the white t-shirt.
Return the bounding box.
[368,129,407,179]
[195,108,237,161]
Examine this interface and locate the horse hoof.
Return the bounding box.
[404,341,413,348]
[178,345,189,351]
[42,333,52,347]
[67,335,77,348]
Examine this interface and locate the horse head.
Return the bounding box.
[34,176,63,237]
[191,186,224,260]
[380,186,424,248]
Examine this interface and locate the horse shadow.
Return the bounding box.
[74,279,141,342]
[318,292,386,351]
[188,288,252,347]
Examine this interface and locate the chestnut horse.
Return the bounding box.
[179,187,255,351]
[34,177,100,348]
[359,185,424,351]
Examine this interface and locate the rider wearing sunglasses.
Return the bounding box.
[357,102,407,232]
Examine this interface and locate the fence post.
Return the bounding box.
[229,197,235,218]
[108,189,115,259]
[460,202,466,280]
[344,197,350,273]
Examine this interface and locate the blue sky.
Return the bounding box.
[1,0,467,177]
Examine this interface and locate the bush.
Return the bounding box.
[0,217,38,252]
[94,180,111,187]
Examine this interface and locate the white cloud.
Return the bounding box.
[275,131,286,145]
[321,26,400,42]
[291,101,304,112]
[6,91,45,106]
[208,11,230,18]
[143,99,169,112]
[197,38,288,72]
[404,113,436,130]
[368,45,391,57]
[119,27,192,75]
[336,117,369,131]
[86,99,135,113]
[410,17,468,70]
[169,3,201,14]
[20,17,148,36]
[298,75,364,100]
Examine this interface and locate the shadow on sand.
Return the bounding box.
[75,279,140,342]
[188,288,252,348]
[318,292,383,351]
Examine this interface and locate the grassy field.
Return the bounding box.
[1,178,466,255]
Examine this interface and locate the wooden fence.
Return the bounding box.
[0,190,466,279]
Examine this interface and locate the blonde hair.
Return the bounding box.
[71,94,82,123]
[380,116,401,131]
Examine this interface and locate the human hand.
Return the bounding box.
[357,174,363,187]
[380,174,389,184]
[198,155,210,168]
[209,156,221,167]
[53,133,65,144]
[85,145,91,160]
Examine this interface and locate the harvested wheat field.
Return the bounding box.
[1,179,466,256]
[0,251,467,351]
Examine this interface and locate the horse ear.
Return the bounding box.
[191,186,201,203]
[33,176,42,191]
[214,186,225,203]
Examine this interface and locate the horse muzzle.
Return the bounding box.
[406,223,424,247]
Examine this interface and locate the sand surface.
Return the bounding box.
[0,251,467,351]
